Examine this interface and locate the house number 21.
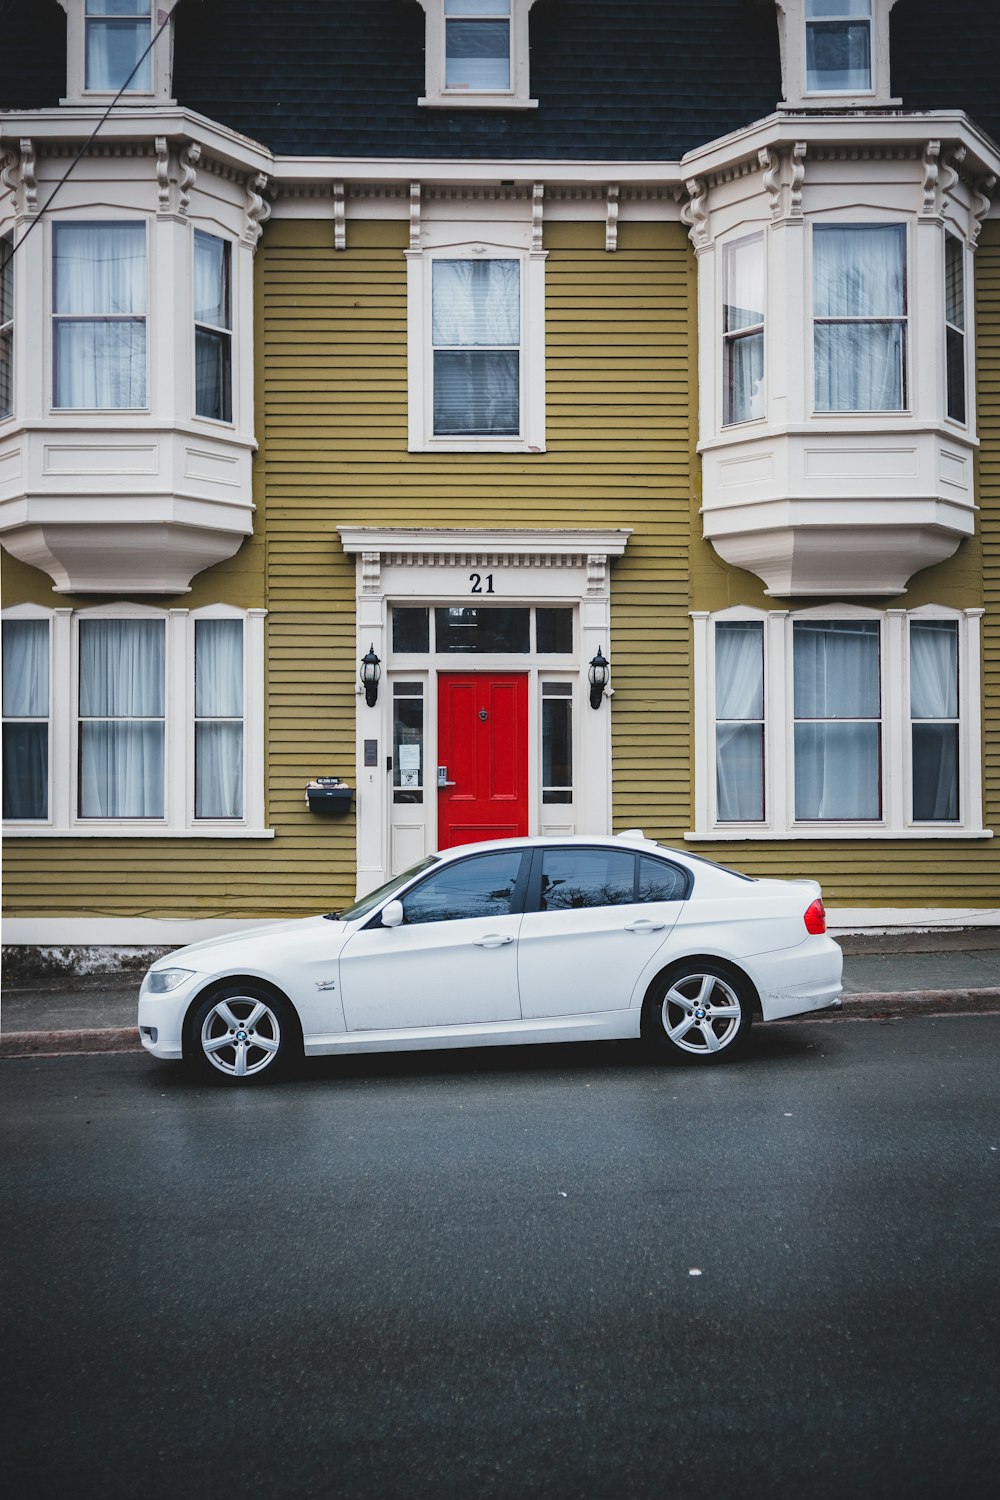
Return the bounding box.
[469,572,495,594]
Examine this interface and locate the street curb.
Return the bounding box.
[3,987,1000,1058]
[0,1027,142,1058]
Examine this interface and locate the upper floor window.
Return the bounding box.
[2,618,49,821]
[813,223,906,412]
[945,234,966,425]
[0,233,12,420]
[85,0,152,92]
[53,221,147,410]
[805,0,871,94]
[432,258,520,436]
[417,0,538,109]
[194,231,233,424]
[723,234,765,426]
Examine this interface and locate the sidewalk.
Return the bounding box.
[2,929,998,1058]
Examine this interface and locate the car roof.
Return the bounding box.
[435,832,689,864]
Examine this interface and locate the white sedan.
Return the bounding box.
[138,831,842,1083]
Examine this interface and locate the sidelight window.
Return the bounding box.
[194,231,232,423]
[723,235,765,425]
[0,232,12,419]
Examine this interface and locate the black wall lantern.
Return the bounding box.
[360,643,381,708]
[588,646,609,709]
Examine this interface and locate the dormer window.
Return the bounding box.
[57,0,176,104]
[775,0,900,109]
[85,0,152,93]
[805,0,872,95]
[417,0,538,109]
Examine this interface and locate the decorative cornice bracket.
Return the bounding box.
[605,184,619,253]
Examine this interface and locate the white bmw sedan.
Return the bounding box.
[138,832,842,1083]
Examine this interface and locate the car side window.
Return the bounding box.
[637,855,689,904]
[401,851,524,925]
[539,848,636,911]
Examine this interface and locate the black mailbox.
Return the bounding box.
[305,778,354,815]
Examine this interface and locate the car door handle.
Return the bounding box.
[624,919,666,933]
[473,934,514,948]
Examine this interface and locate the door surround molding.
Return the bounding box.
[339,527,632,896]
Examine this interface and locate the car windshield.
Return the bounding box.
[326,857,439,922]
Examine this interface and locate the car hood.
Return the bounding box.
[154,914,349,972]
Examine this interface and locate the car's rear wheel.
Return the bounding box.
[189,984,298,1083]
[644,963,753,1062]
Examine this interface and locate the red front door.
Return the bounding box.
[437,673,528,850]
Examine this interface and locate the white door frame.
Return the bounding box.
[338,527,631,896]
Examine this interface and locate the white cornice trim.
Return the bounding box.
[337,526,632,561]
[0,106,272,175]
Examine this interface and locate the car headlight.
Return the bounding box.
[144,967,195,994]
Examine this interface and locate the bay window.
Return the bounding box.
[805,1,872,94]
[2,606,265,835]
[1,232,12,419]
[53,221,147,410]
[2,618,50,821]
[85,0,152,93]
[723,234,765,426]
[813,223,906,412]
[432,258,520,436]
[194,231,233,424]
[693,607,984,838]
[945,234,966,424]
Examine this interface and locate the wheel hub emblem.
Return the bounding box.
[235,1029,249,1042]
[695,1008,706,1019]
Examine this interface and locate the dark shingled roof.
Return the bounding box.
[2,1,1000,162]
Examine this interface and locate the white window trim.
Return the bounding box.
[775,0,901,110]
[415,0,539,109]
[407,237,546,453]
[690,603,989,840]
[57,0,177,106]
[1,601,271,838]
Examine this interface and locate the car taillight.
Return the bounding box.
[804,898,826,935]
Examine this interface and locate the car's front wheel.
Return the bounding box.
[644,962,753,1062]
[189,983,299,1083]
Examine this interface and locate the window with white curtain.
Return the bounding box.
[805,1,872,94]
[194,619,244,819]
[945,234,966,425]
[85,0,152,92]
[79,617,165,817]
[2,606,264,834]
[793,620,881,821]
[715,621,764,821]
[444,0,511,91]
[813,223,906,412]
[432,258,520,436]
[695,607,982,838]
[2,619,50,820]
[53,221,147,410]
[0,232,12,419]
[723,235,765,426]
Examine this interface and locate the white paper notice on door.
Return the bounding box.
[398,744,421,787]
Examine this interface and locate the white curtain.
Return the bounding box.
[195,620,244,818]
[793,621,880,820]
[814,225,904,412]
[2,620,49,819]
[910,621,959,820]
[433,260,520,435]
[715,622,764,820]
[54,223,146,409]
[85,1,151,92]
[79,619,164,818]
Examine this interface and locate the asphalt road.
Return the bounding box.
[2,1016,998,1500]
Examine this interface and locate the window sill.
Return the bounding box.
[3,825,276,839]
[686,827,993,841]
[411,438,544,454]
[418,95,538,110]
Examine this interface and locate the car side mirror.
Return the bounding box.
[381,900,404,928]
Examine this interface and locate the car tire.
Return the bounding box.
[189,982,299,1084]
[643,961,753,1063]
